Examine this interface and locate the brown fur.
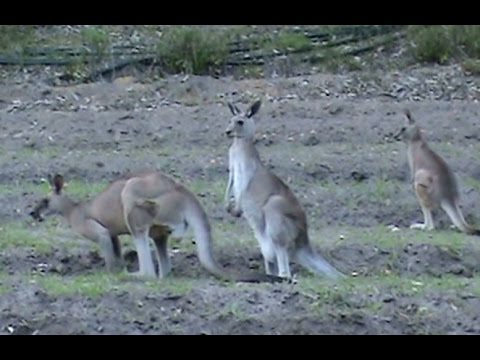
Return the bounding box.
[396,109,480,235]
[224,100,345,280]
[30,171,284,283]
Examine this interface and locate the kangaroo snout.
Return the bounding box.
[29,210,44,222]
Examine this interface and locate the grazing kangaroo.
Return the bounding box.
[394,109,480,235]
[224,100,345,280]
[30,172,284,283]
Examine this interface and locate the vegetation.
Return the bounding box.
[156,26,230,75]
[1,25,480,79]
[408,25,480,64]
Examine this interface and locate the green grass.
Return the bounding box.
[347,178,400,204]
[462,58,480,75]
[0,272,9,295]
[143,277,195,297]
[33,272,195,298]
[298,273,480,310]
[214,221,258,249]
[0,284,7,295]
[464,177,480,193]
[156,26,230,75]
[408,26,453,64]
[0,222,56,254]
[262,31,313,53]
[329,225,472,252]
[408,25,480,65]
[0,219,86,254]
[36,272,123,298]
[59,179,109,199]
[0,178,110,199]
[0,25,35,53]
[186,177,227,204]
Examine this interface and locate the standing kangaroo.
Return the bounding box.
[224,100,345,280]
[30,172,283,283]
[394,109,480,235]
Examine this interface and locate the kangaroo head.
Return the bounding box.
[394,109,422,142]
[30,174,69,222]
[225,100,262,139]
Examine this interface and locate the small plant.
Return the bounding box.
[408,25,480,65]
[0,25,35,54]
[157,26,229,75]
[408,26,453,64]
[449,25,480,58]
[81,27,110,58]
[80,27,111,75]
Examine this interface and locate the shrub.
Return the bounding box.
[157,26,229,75]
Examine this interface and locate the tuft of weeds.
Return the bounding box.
[156,26,230,75]
[462,58,480,75]
[80,27,110,58]
[408,25,480,65]
[407,26,453,64]
[0,25,35,54]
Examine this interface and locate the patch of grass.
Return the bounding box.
[0,178,108,210]
[408,25,480,65]
[238,65,264,79]
[462,58,480,75]
[36,272,122,298]
[366,178,398,202]
[464,177,480,193]
[449,25,480,58]
[157,26,230,75]
[81,27,110,57]
[433,142,465,158]
[299,273,480,309]
[60,179,109,199]
[0,284,7,295]
[0,222,55,254]
[214,220,258,249]
[265,31,313,53]
[338,178,400,210]
[186,177,227,205]
[0,272,9,295]
[0,25,35,54]
[408,26,454,64]
[336,225,471,252]
[218,301,248,321]
[26,178,109,199]
[318,47,345,72]
[142,277,195,297]
[35,271,195,298]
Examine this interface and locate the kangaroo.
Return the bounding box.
[224,100,345,280]
[30,172,284,283]
[394,109,480,235]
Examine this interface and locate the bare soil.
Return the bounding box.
[1,62,480,334]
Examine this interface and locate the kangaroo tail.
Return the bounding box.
[296,245,346,280]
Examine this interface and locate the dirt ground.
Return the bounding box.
[1,62,480,334]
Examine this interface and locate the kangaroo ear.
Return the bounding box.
[246,100,262,118]
[53,174,64,194]
[228,102,241,116]
[403,109,415,125]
